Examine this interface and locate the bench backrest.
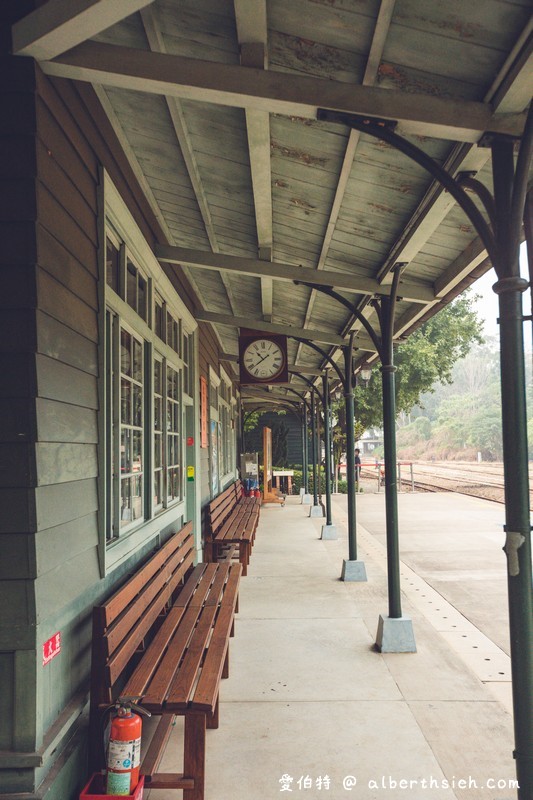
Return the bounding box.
[90,522,195,707]
[206,483,240,538]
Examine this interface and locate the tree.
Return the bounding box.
[352,291,484,429]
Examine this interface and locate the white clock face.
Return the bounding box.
[243,338,285,380]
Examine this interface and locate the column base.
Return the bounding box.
[309,504,323,518]
[321,524,337,540]
[375,614,416,653]
[301,493,312,505]
[341,559,367,582]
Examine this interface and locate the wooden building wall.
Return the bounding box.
[0,29,238,798]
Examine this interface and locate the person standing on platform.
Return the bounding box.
[354,448,362,492]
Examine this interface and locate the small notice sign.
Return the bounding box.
[187,466,195,482]
[187,436,194,446]
[43,632,61,666]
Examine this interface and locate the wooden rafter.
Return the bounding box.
[156,244,435,303]
[40,42,527,143]
[12,0,155,60]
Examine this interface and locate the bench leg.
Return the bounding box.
[222,649,229,679]
[238,542,248,576]
[184,712,206,800]
[207,697,219,730]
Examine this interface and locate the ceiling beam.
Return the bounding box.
[40,42,527,143]
[195,310,377,351]
[12,0,155,60]
[156,244,435,303]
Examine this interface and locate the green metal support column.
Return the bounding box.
[302,405,309,495]
[322,372,333,527]
[310,393,319,507]
[492,137,533,800]
[380,357,402,619]
[344,334,357,561]
[375,278,415,650]
[339,333,366,579]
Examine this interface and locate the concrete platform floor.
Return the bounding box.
[147,492,520,800]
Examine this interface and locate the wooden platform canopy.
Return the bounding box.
[12,0,532,405]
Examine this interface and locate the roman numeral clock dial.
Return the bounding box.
[240,336,287,383]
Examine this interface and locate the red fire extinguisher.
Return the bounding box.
[105,698,151,796]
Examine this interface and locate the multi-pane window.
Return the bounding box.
[120,327,144,529]
[104,226,193,544]
[166,366,181,504]
[153,357,163,512]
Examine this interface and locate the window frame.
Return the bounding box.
[98,171,197,574]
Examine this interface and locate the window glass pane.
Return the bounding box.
[106,238,119,293]
[121,429,131,473]
[154,434,162,469]
[121,330,132,376]
[133,384,142,427]
[121,379,131,425]
[154,470,162,508]
[133,338,143,382]
[127,262,137,310]
[132,431,142,473]
[167,313,173,349]
[120,478,131,528]
[154,360,162,394]
[138,274,147,322]
[131,476,142,521]
[155,301,163,340]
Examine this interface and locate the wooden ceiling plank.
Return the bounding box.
[12,0,155,60]
[139,6,240,318]
[41,42,527,142]
[235,1,273,321]
[298,0,397,362]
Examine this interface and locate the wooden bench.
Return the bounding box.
[89,521,241,800]
[205,481,260,576]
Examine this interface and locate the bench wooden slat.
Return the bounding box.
[137,568,219,708]
[192,566,242,712]
[106,546,194,656]
[106,552,195,687]
[164,606,218,711]
[103,523,193,626]
[204,563,231,607]
[139,603,205,711]
[120,606,186,698]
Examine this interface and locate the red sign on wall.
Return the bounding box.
[200,376,208,448]
[42,632,61,666]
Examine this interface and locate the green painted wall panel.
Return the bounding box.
[36,311,98,377]
[35,443,97,486]
[36,398,97,444]
[35,479,98,531]
[36,355,98,409]
[35,513,97,575]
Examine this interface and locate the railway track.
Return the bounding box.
[360,461,533,509]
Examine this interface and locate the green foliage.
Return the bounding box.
[394,343,514,461]
[352,291,484,430]
[291,468,326,495]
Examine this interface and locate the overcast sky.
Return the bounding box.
[470,241,530,343]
